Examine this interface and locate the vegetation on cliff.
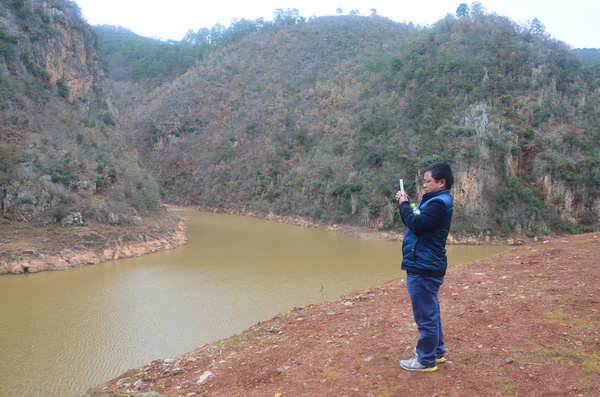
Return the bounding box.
[96,3,600,238]
[0,0,167,230]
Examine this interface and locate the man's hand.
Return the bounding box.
[396,191,409,204]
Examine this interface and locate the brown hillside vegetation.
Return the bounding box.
[88,232,600,396]
[113,13,600,238]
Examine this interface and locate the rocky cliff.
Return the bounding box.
[0,0,184,272]
[1,0,114,117]
[1,0,113,222]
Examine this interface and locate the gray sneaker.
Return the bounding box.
[414,347,446,363]
[400,356,438,372]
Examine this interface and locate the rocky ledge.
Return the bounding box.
[0,213,187,275]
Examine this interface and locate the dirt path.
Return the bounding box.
[87,232,600,396]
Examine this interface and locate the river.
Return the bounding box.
[0,211,507,396]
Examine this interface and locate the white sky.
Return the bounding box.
[75,0,600,49]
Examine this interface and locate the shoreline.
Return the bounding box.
[0,204,545,275]
[0,214,188,275]
[169,204,540,246]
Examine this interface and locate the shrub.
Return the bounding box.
[102,112,116,126]
[332,142,344,155]
[0,30,19,57]
[368,203,380,216]
[222,143,235,162]
[310,180,323,191]
[61,174,71,187]
[19,195,33,204]
[346,182,362,193]
[367,151,383,167]
[329,183,346,196]
[549,216,573,233]
[24,59,52,81]
[96,155,108,172]
[52,206,65,222]
[0,143,19,183]
[579,211,598,226]
[501,94,512,106]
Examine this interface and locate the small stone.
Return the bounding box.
[197,370,212,384]
[506,358,514,364]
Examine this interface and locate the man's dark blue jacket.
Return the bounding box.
[399,189,453,277]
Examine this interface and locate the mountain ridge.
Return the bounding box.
[108,10,600,238]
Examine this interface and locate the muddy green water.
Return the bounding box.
[0,211,507,396]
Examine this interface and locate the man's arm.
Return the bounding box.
[400,199,446,236]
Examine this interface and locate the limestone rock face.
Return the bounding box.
[0,0,114,111]
[0,0,118,224]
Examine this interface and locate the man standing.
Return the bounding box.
[395,162,454,372]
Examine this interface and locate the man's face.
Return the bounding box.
[422,171,445,193]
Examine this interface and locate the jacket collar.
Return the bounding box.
[421,189,451,202]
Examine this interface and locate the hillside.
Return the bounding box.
[87,231,600,396]
[0,0,184,273]
[2,3,599,273]
[109,7,600,239]
[92,25,204,83]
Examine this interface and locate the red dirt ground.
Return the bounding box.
[87,232,600,397]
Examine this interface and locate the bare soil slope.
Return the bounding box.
[88,232,600,396]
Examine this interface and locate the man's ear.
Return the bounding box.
[440,178,446,189]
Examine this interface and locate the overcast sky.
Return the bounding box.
[75,0,599,49]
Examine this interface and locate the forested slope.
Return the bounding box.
[0,0,180,273]
[108,7,600,237]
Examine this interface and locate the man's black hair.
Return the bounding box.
[424,162,454,189]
